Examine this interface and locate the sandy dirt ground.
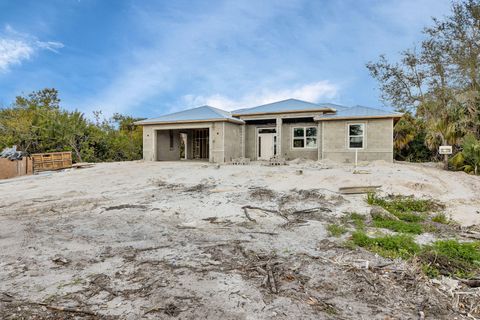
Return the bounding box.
[0,160,479,319]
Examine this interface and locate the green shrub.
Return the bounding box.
[327,224,347,237]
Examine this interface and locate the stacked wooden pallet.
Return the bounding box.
[32,152,72,173]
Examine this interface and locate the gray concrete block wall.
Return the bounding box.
[142,126,155,161]
[223,122,242,162]
[321,118,394,163]
[210,122,224,163]
[156,130,181,161]
[281,122,318,160]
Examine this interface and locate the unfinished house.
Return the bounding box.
[136,99,402,163]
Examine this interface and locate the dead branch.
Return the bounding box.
[34,302,97,316]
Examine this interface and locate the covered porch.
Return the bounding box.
[155,127,211,161]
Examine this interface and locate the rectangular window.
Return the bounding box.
[292,126,317,149]
[348,123,364,149]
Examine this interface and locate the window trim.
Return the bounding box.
[347,123,365,150]
[292,126,317,149]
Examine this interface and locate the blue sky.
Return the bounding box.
[0,0,452,118]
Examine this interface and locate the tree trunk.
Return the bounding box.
[70,141,82,163]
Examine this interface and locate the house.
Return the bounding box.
[135,98,402,163]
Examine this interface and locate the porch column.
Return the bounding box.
[317,122,322,160]
[276,117,282,157]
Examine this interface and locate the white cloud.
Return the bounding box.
[181,80,339,111]
[0,25,64,72]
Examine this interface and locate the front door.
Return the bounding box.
[258,133,275,160]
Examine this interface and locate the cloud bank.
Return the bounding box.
[0,25,63,73]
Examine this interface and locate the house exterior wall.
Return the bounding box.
[321,118,394,163]
[223,122,242,162]
[141,116,395,163]
[281,121,318,161]
[142,121,243,163]
[210,122,224,163]
[244,123,276,160]
[157,130,181,161]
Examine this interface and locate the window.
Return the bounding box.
[348,123,364,149]
[292,126,317,148]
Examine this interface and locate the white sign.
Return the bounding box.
[439,146,452,155]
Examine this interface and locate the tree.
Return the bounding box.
[0,88,144,163]
[367,0,480,172]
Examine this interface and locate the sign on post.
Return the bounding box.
[439,146,452,155]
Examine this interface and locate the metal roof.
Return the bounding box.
[136,100,402,125]
[315,105,403,120]
[232,98,338,115]
[135,105,244,125]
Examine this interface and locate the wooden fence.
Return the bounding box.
[0,158,33,179]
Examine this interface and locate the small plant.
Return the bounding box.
[431,212,449,224]
[372,219,424,234]
[327,224,347,237]
[351,231,420,259]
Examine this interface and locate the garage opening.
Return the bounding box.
[156,128,209,161]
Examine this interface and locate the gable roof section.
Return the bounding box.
[315,105,402,121]
[135,105,244,125]
[232,98,338,116]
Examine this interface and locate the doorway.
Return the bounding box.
[258,128,276,160]
[179,133,187,160]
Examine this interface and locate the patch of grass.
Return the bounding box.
[327,224,348,237]
[342,212,366,230]
[351,231,420,259]
[366,193,435,222]
[432,212,449,224]
[372,219,424,234]
[419,240,480,277]
[350,231,480,278]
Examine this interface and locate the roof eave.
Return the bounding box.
[314,114,404,121]
[134,118,245,126]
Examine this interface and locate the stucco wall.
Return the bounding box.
[321,118,394,163]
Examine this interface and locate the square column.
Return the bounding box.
[276,117,282,157]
